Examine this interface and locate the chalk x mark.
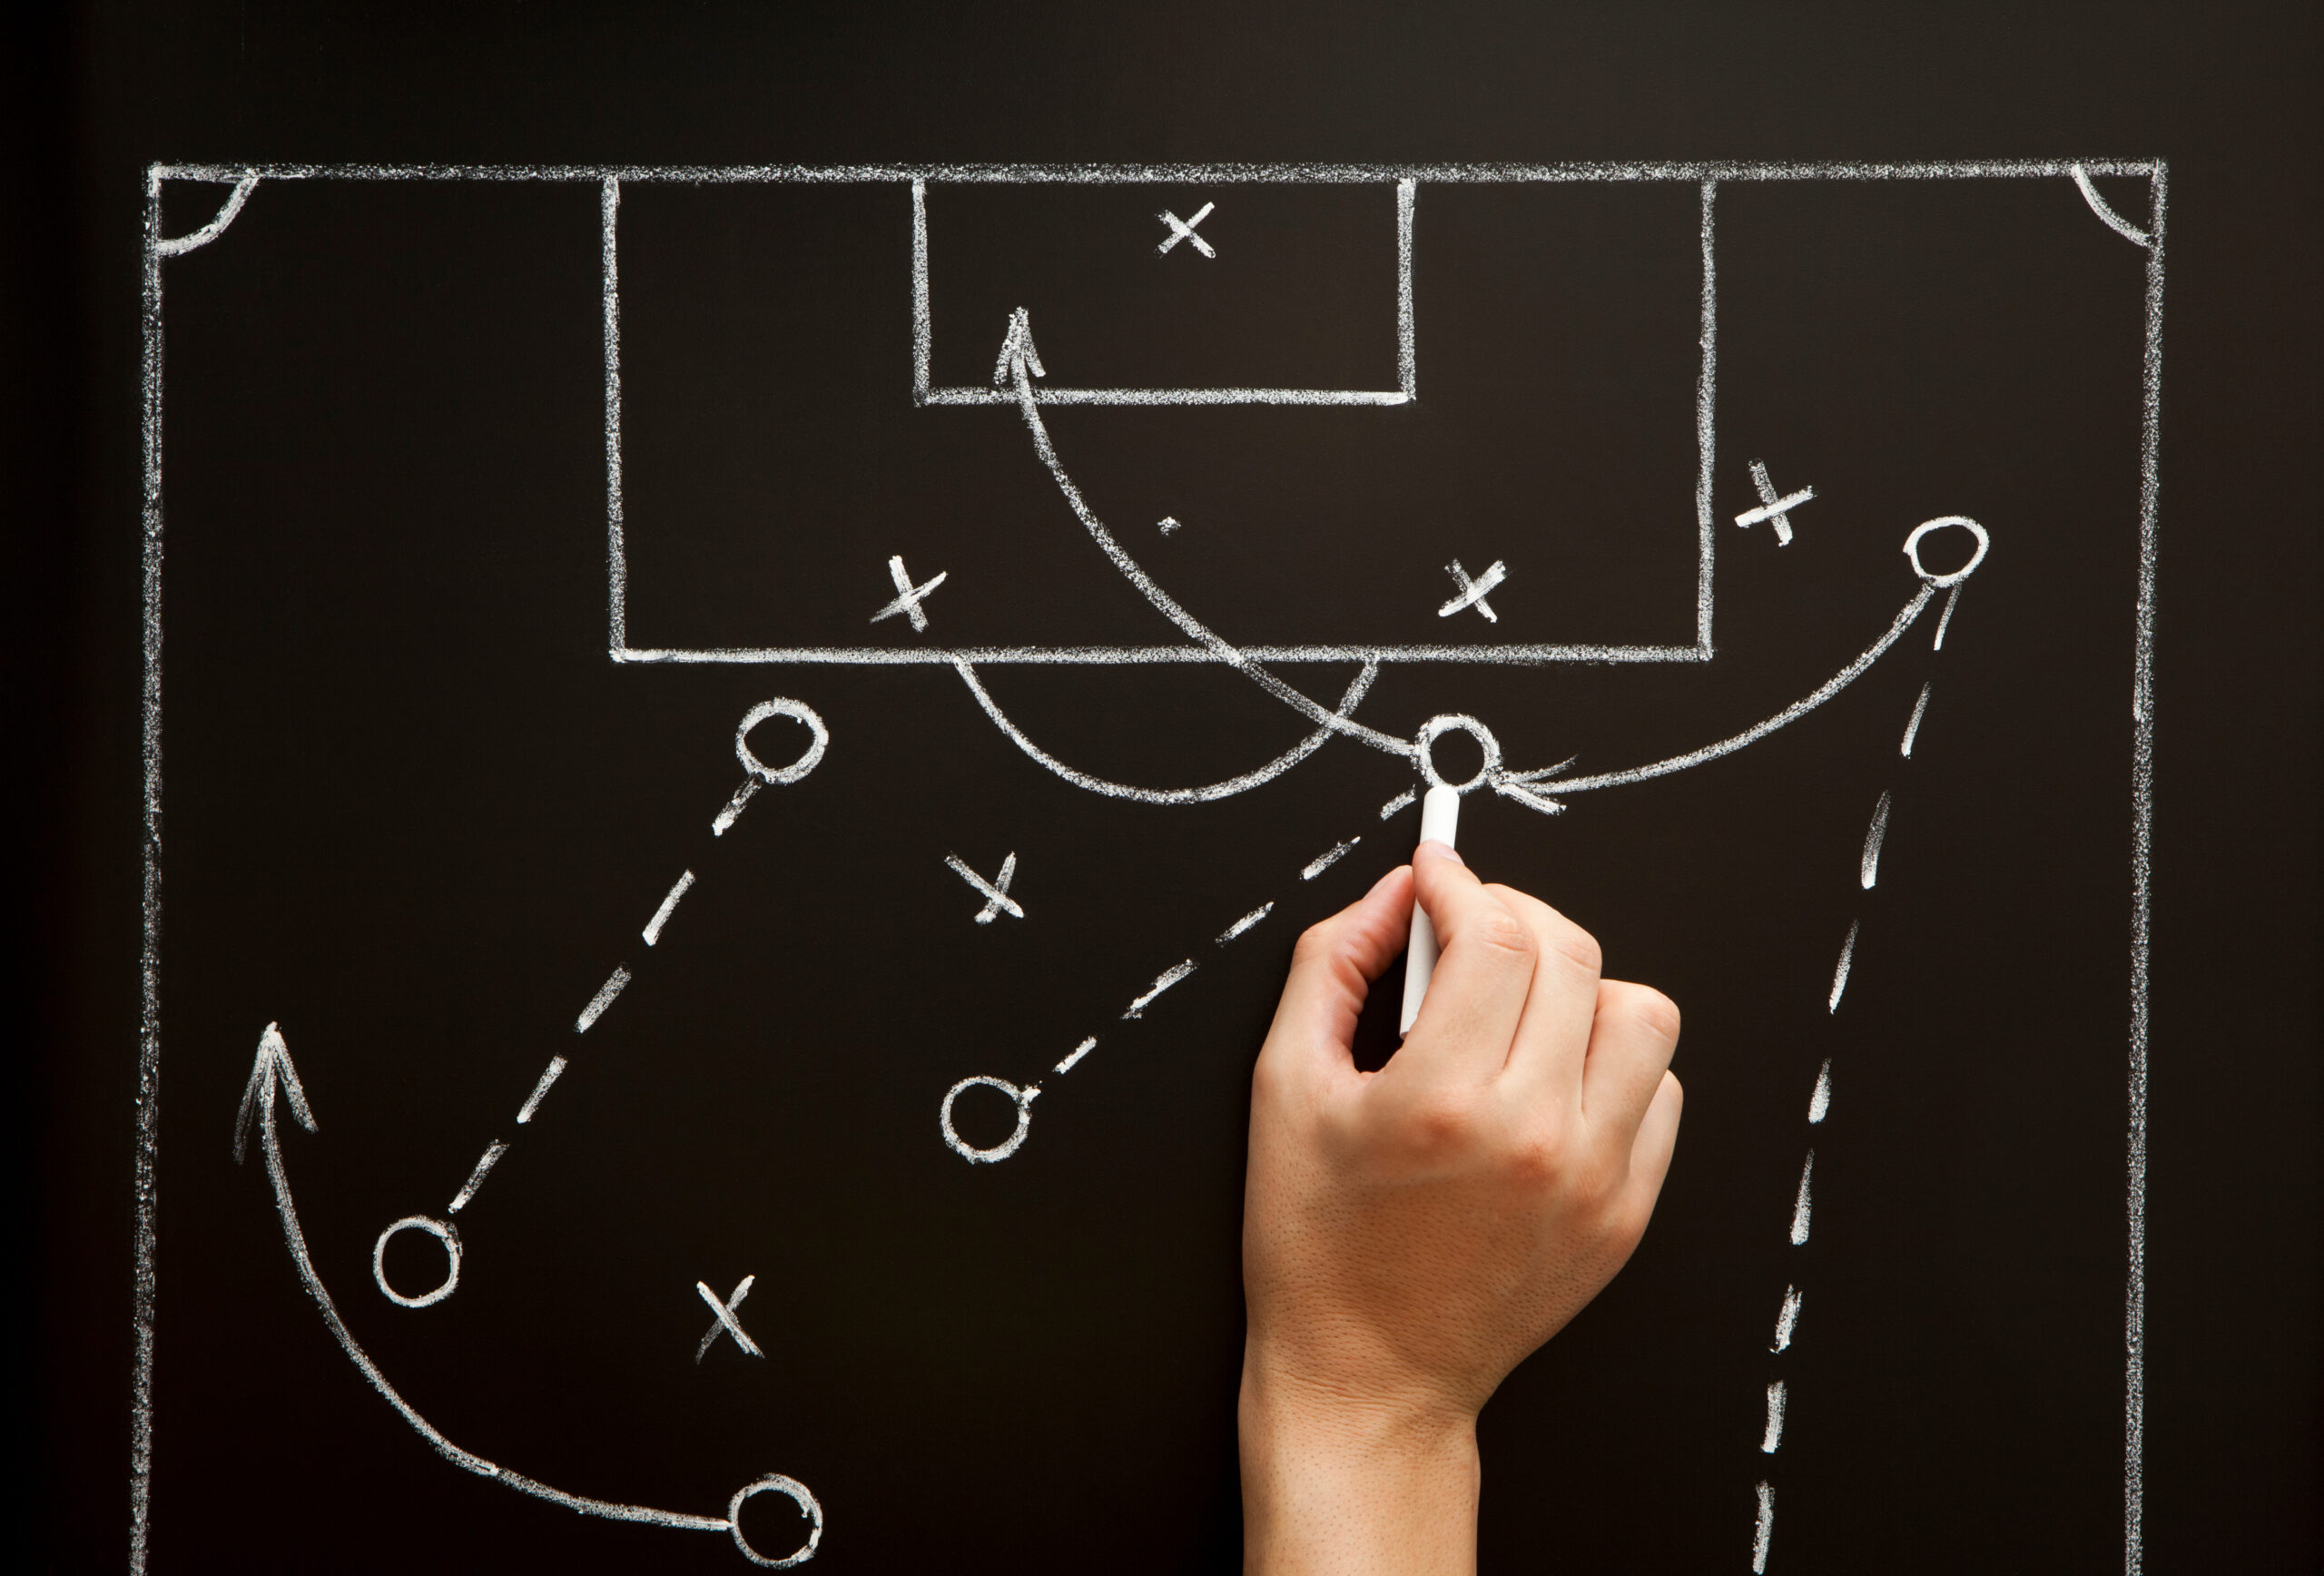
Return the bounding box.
[236,1028,745,1538]
[695,1276,763,1361]
[1735,461,1814,545]
[1437,559,1506,622]
[576,966,632,1033]
[644,870,696,946]
[1124,961,1196,1019]
[446,1140,507,1215]
[516,1056,567,1125]
[870,555,948,633]
[1217,903,1275,945]
[1156,201,1216,257]
[946,852,1024,923]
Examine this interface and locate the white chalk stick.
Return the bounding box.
[1398,786,1462,1036]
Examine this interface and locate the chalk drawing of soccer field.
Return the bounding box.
[136,160,2164,1571]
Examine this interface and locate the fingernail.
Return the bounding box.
[1416,840,1463,866]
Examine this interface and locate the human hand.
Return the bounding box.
[1238,842,1683,1574]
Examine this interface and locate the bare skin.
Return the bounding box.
[1240,842,1684,1575]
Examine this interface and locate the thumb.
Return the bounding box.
[1259,865,1413,1085]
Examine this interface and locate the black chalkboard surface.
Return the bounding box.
[25,6,2320,1574]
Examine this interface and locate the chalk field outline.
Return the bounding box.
[135,156,2164,1576]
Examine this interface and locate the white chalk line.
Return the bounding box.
[1933,585,1964,650]
[1859,793,1891,890]
[1772,1286,1803,1353]
[1761,1381,1787,1453]
[576,966,632,1033]
[1753,1482,1775,1574]
[153,157,2166,185]
[2071,164,2155,249]
[1807,1059,1832,1126]
[1300,839,1359,881]
[1123,961,1196,1019]
[239,1031,736,1534]
[625,641,1708,666]
[643,870,695,946]
[1788,1150,1815,1246]
[1902,682,1932,758]
[1052,1037,1098,1075]
[1217,904,1274,945]
[952,659,1378,805]
[1503,584,1939,797]
[2127,158,2167,1576]
[1696,182,1718,650]
[153,171,259,256]
[446,1140,507,1215]
[1378,788,1417,820]
[604,176,625,659]
[1828,921,1858,1013]
[515,1056,567,1125]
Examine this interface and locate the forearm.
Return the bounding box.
[1239,1356,1481,1576]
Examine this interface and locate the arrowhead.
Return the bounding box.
[233,1021,317,1164]
[992,307,1045,389]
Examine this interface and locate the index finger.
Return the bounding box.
[1388,842,1539,1090]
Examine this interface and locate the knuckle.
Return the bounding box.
[1542,916,1604,979]
[1463,904,1538,967]
[1603,980,1682,1045]
[1402,1089,1483,1157]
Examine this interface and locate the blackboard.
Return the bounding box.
[21,6,2319,1573]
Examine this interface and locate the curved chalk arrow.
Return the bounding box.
[996,311,1415,763]
[235,1024,822,1567]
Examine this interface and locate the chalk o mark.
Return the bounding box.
[940,1077,1040,1163]
[1903,516,1989,588]
[372,1216,461,1309]
[738,698,830,785]
[727,1473,824,1569]
[1416,714,1502,794]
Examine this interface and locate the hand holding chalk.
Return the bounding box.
[1398,784,1462,1037]
[1240,841,1684,1575]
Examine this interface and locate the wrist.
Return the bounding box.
[1239,1348,1481,1576]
